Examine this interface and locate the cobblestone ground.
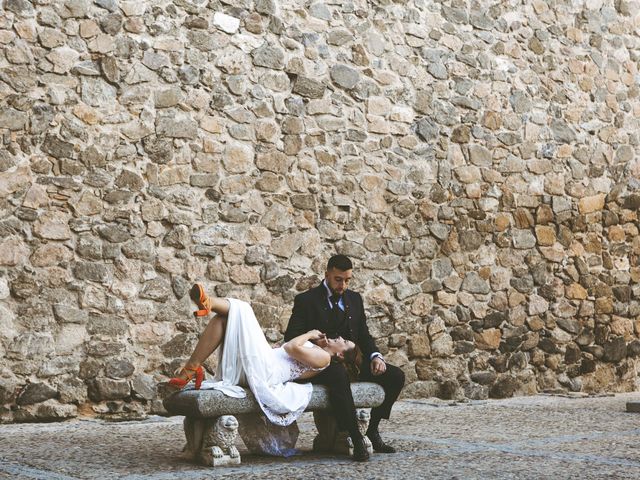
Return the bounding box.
[2,393,640,480]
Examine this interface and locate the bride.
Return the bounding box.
[168,284,357,428]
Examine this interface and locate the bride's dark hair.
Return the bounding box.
[333,345,362,381]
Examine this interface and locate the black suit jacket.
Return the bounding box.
[284,283,378,360]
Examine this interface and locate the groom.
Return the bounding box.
[284,254,405,461]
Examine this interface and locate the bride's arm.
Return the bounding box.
[283,330,331,369]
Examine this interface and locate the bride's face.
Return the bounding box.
[326,336,355,356]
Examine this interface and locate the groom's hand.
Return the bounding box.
[308,330,328,347]
[308,329,324,339]
[371,357,386,376]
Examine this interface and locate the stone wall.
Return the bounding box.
[1,0,639,422]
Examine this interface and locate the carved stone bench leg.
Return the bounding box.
[183,415,241,466]
[313,409,373,456]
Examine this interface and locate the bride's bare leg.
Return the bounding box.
[206,297,230,316]
[185,314,228,368]
[168,285,234,387]
[180,284,232,373]
[190,283,231,317]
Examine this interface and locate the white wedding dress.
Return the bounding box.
[197,298,326,427]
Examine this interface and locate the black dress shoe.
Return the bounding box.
[367,430,396,453]
[352,436,370,461]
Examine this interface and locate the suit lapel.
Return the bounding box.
[343,291,351,318]
[312,283,331,331]
[342,291,356,339]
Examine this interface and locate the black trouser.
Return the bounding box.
[305,362,405,438]
[359,360,405,423]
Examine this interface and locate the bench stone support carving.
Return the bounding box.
[183,415,241,466]
[164,383,385,467]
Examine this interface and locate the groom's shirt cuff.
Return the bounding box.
[370,352,384,362]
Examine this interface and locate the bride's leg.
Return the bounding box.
[191,283,231,317]
[185,314,228,368]
[173,285,232,382]
[207,297,230,316]
[187,284,232,364]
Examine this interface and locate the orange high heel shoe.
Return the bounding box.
[190,283,212,317]
[168,365,204,390]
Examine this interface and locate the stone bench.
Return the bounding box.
[163,382,385,466]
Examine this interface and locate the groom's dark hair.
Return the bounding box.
[327,254,353,271]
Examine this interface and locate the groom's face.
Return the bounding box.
[325,267,353,296]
